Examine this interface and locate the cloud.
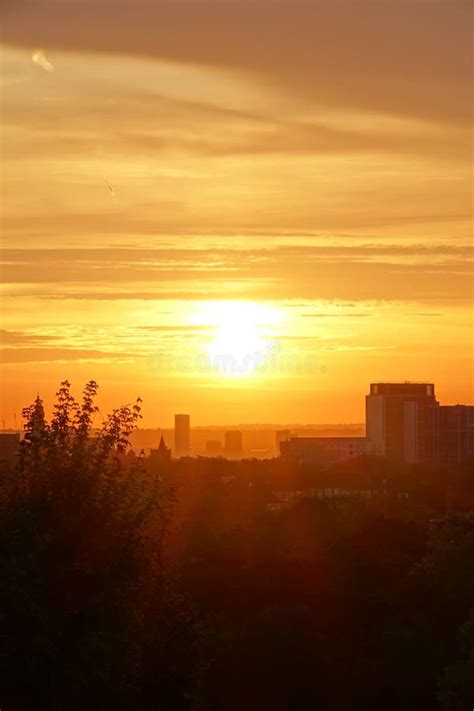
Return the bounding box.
[301,313,372,319]
[0,347,140,364]
[2,2,471,124]
[2,40,470,253]
[2,45,470,169]
[1,243,472,301]
[138,325,214,332]
[0,329,58,345]
[4,82,468,162]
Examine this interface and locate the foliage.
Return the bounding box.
[1,384,473,709]
[0,382,194,710]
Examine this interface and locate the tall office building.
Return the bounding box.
[275,429,291,456]
[366,383,439,463]
[174,414,190,457]
[439,405,474,465]
[224,430,243,458]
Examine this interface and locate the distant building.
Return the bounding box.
[150,435,171,463]
[205,440,223,456]
[275,429,291,456]
[174,414,190,457]
[0,432,20,468]
[280,437,373,465]
[249,448,274,459]
[438,405,474,465]
[366,383,439,464]
[224,430,243,458]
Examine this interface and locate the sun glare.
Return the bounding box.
[191,301,282,377]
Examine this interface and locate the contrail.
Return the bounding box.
[103,176,117,201]
[32,49,54,72]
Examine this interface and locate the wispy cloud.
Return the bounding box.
[1,244,471,302]
[3,2,471,124]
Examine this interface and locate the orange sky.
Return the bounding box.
[1,1,473,426]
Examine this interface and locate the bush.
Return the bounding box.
[0,382,198,710]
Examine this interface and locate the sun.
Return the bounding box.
[191,301,281,377]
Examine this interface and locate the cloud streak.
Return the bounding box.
[1,243,472,302]
[3,2,471,124]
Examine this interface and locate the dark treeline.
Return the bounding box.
[1,383,473,710]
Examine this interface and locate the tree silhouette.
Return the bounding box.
[0,382,191,710]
